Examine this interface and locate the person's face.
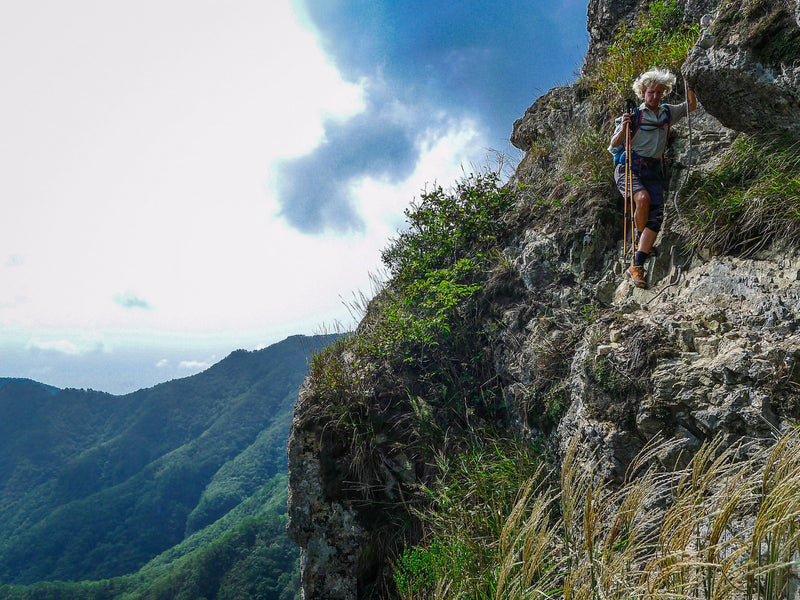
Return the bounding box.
[644,84,667,109]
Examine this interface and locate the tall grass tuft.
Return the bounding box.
[678,134,800,255]
[394,429,800,600]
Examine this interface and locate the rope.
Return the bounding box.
[648,77,695,298]
[671,77,693,222]
[646,254,693,304]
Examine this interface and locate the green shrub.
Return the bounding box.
[394,539,470,599]
[381,171,513,283]
[354,170,516,407]
[374,259,482,360]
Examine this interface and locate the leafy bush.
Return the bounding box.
[394,539,470,599]
[364,171,518,416]
[310,170,517,410]
[309,171,514,392]
[381,171,513,283]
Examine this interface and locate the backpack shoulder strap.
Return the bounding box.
[630,107,643,137]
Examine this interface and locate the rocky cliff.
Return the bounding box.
[287,0,800,598]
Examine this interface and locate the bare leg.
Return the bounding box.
[632,190,659,253]
[638,228,658,254]
[633,189,650,233]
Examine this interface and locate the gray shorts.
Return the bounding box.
[614,164,665,232]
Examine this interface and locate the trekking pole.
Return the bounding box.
[623,123,629,257]
[624,99,637,257]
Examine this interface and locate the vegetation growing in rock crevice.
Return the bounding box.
[678,134,800,255]
[713,0,800,66]
[583,0,700,115]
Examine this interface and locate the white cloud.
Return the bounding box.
[26,333,107,356]
[0,2,511,394]
[26,339,81,355]
[178,360,212,371]
[0,1,364,341]
[156,359,170,369]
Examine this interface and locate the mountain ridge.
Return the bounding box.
[0,333,340,589]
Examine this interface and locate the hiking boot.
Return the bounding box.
[627,265,648,289]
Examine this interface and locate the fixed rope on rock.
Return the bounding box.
[670,76,694,223]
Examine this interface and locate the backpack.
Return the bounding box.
[611,104,672,166]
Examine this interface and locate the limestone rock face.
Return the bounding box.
[584,0,639,70]
[511,86,595,153]
[683,0,800,137]
[556,251,800,480]
[287,382,367,600]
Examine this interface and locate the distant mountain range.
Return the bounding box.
[0,333,341,599]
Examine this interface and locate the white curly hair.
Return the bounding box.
[632,68,677,100]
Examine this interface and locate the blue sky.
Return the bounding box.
[278,0,588,232]
[0,1,587,393]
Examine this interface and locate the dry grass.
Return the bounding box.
[677,134,800,256]
[396,429,800,600]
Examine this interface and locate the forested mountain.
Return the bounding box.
[0,334,339,599]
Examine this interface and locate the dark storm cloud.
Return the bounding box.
[276,0,587,233]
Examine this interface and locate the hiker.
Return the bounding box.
[609,68,697,288]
